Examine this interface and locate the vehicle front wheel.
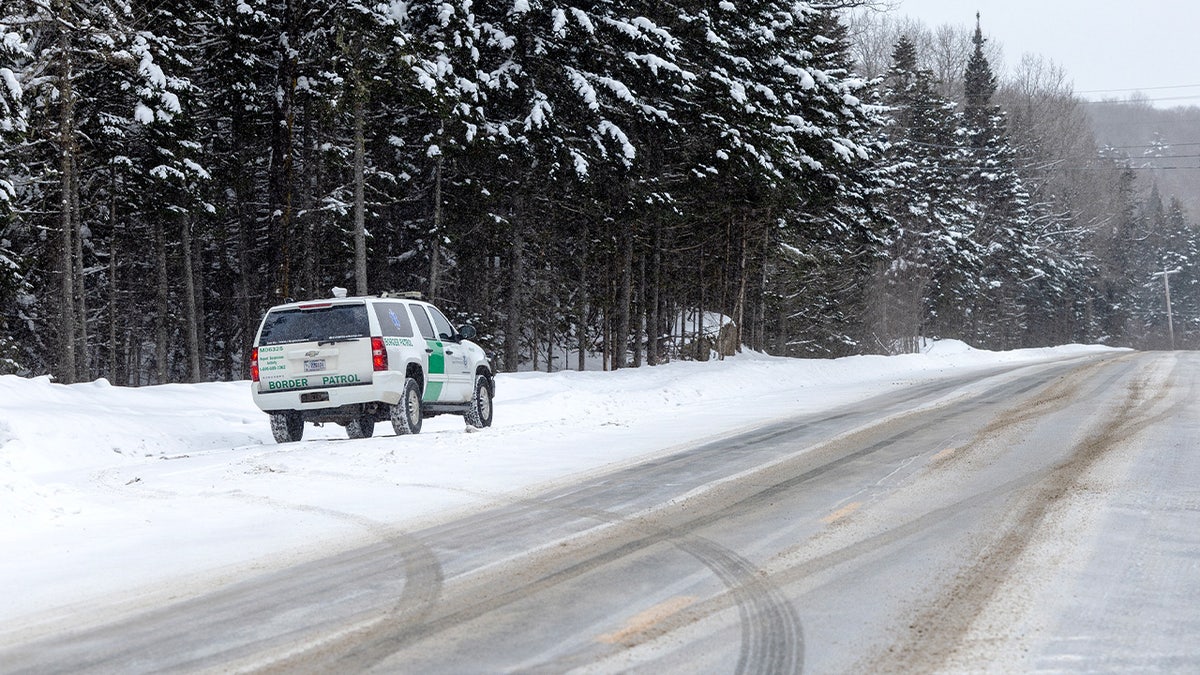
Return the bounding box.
[270,412,304,443]
[464,374,493,428]
[391,377,423,435]
[346,417,375,439]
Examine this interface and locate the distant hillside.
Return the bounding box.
[1085,100,1200,221]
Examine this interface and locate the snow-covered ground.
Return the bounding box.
[0,342,1117,637]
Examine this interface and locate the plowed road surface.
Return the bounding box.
[6,351,1199,673]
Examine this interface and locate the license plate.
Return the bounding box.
[303,358,326,372]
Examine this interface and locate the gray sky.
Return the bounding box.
[894,0,1200,107]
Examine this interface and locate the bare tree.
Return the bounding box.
[846,11,1004,103]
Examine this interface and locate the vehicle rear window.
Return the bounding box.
[258,304,370,345]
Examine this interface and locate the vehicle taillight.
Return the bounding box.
[250,347,260,382]
[371,337,388,371]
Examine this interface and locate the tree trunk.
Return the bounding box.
[230,101,257,379]
[503,219,525,371]
[647,227,661,366]
[428,147,444,302]
[107,170,120,382]
[70,154,87,379]
[154,217,170,384]
[133,336,142,386]
[755,225,770,353]
[734,218,749,354]
[615,221,633,369]
[108,240,119,382]
[270,0,298,301]
[236,209,254,378]
[718,215,732,360]
[300,131,319,299]
[57,25,78,384]
[633,249,645,368]
[696,247,705,361]
[602,303,610,371]
[577,222,588,371]
[181,217,202,382]
[777,307,787,356]
[194,240,208,378]
[353,74,368,296]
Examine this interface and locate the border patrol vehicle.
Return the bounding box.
[250,288,494,442]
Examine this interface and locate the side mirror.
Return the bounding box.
[458,325,477,340]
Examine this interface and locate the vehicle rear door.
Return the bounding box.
[372,301,420,369]
[255,302,373,393]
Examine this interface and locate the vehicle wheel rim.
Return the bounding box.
[407,389,421,426]
[479,387,492,420]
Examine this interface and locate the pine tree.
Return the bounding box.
[640,2,883,357]
[453,2,688,370]
[870,35,976,353]
[0,0,192,381]
[958,13,1034,348]
[1160,197,1199,348]
[0,18,29,372]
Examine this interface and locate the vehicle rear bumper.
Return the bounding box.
[252,372,405,418]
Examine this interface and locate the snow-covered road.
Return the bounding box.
[6,343,1198,672]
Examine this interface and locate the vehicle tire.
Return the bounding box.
[465,374,493,428]
[270,412,304,443]
[391,377,423,435]
[346,417,375,439]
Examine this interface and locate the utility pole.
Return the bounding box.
[1152,266,1181,350]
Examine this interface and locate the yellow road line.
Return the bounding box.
[597,596,696,645]
[822,501,863,524]
[932,446,958,461]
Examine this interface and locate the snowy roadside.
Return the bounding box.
[0,342,1119,637]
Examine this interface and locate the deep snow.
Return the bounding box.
[0,342,1117,640]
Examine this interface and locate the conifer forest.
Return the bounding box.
[1,1,1198,384]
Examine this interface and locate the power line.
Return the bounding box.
[1101,141,1200,150]
[1075,83,1200,94]
[1097,153,1200,161]
[886,89,1200,108]
[1080,94,1200,105]
[891,136,1200,160]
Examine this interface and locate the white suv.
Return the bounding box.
[250,290,494,442]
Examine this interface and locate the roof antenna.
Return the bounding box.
[331,286,348,299]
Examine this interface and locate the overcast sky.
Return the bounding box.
[893,0,1200,107]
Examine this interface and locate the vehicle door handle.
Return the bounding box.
[425,348,434,354]
[445,350,455,355]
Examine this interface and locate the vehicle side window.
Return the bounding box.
[427,307,456,341]
[374,302,414,338]
[410,304,436,340]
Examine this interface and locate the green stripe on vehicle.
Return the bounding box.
[423,381,443,402]
[427,340,445,375]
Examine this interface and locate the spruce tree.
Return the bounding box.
[958,13,1034,348]
[0,0,193,381]
[0,18,28,372]
[872,35,977,352]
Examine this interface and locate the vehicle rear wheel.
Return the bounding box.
[270,412,304,443]
[465,374,493,428]
[346,417,375,439]
[391,377,423,435]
